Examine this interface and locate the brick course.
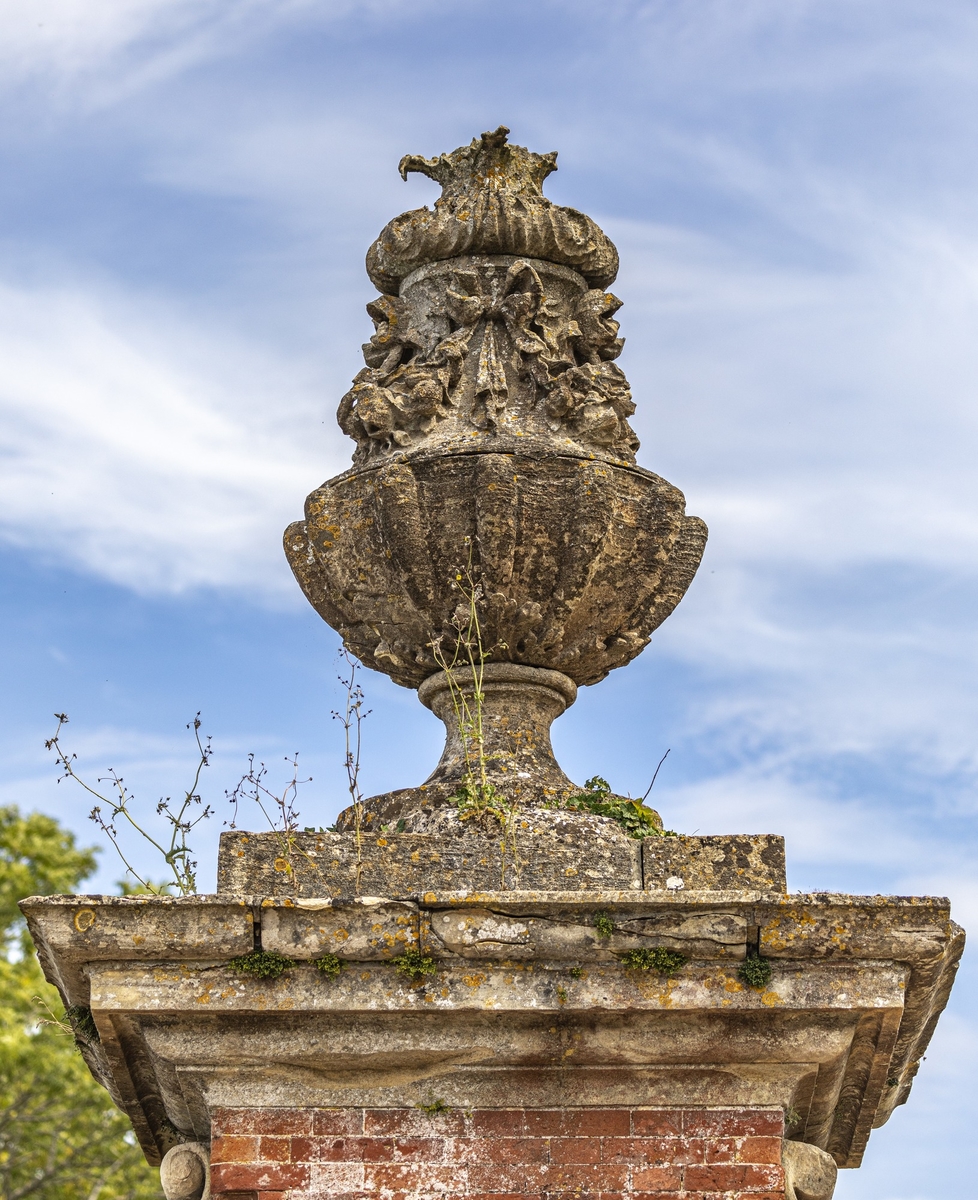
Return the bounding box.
[209,1107,785,1200]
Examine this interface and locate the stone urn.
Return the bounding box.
[284,127,707,827]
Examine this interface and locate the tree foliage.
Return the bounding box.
[0,806,161,1200]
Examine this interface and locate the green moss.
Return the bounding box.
[620,947,688,974]
[569,966,586,980]
[314,953,343,980]
[738,954,772,989]
[416,1098,449,1115]
[392,947,438,981]
[64,1004,99,1046]
[593,911,615,940]
[227,950,294,980]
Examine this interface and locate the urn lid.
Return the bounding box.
[366,127,619,294]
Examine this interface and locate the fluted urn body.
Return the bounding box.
[285,128,707,820]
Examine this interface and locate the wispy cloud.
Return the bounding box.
[0,277,335,593]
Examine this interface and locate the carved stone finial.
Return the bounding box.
[367,127,618,293]
[285,129,708,824]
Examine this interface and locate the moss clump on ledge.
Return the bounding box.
[620,947,689,974]
[314,953,343,979]
[392,947,438,981]
[738,954,773,989]
[227,950,294,979]
[593,911,615,939]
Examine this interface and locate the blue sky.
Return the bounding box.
[0,2,975,1195]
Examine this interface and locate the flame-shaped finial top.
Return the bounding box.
[366,128,618,294]
[397,125,557,200]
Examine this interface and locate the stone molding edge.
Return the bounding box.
[19,890,962,1171]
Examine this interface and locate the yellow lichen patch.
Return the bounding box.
[273,857,291,873]
[73,908,96,932]
[761,991,782,1006]
[462,973,486,989]
[332,928,350,942]
[724,977,744,993]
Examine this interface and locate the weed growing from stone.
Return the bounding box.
[393,947,438,982]
[620,947,689,974]
[560,776,668,840]
[46,713,213,895]
[332,648,371,892]
[314,954,343,979]
[555,986,568,1004]
[416,1098,449,1115]
[227,950,295,980]
[226,752,313,884]
[430,538,520,882]
[593,911,615,939]
[738,954,772,989]
[569,966,586,980]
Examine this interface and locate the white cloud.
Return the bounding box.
[0,0,450,108]
[0,277,341,594]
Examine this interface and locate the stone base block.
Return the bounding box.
[209,1106,786,1199]
[216,831,786,896]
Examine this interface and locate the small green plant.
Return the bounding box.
[563,776,666,840]
[227,950,295,980]
[783,1106,802,1129]
[555,985,568,1004]
[620,947,689,974]
[332,648,371,891]
[738,954,773,989]
[593,911,615,940]
[431,539,520,882]
[393,947,438,982]
[416,1098,449,1115]
[314,953,343,979]
[569,966,586,980]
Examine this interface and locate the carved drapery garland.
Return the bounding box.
[337,258,638,462]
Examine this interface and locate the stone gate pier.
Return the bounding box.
[22,129,963,1200]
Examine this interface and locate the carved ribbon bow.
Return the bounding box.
[442,260,551,425]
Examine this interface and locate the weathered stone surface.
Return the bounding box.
[20,889,962,1169]
[260,897,418,959]
[367,127,620,294]
[215,830,788,896]
[643,834,786,893]
[286,454,706,692]
[217,828,642,895]
[347,255,637,467]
